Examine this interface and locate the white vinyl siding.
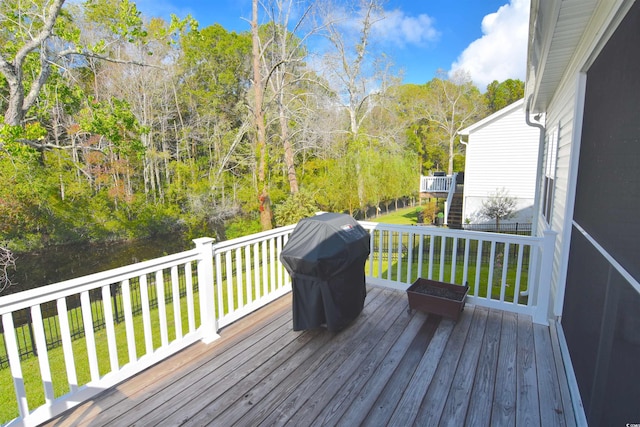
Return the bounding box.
[535,0,629,318]
[462,101,540,225]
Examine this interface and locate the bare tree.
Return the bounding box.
[0,246,16,294]
[479,188,517,229]
[316,0,389,139]
[424,69,485,175]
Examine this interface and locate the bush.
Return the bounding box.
[273,191,318,226]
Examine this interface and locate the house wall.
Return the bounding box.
[533,0,633,319]
[532,1,640,425]
[462,102,539,225]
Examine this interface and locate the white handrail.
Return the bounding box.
[420,175,453,193]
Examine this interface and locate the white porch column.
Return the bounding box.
[193,237,220,343]
[533,229,557,325]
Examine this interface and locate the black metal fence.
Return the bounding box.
[462,223,532,236]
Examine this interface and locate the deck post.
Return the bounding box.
[533,229,557,325]
[193,237,220,343]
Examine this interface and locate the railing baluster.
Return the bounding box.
[80,290,99,382]
[396,231,403,282]
[417,234,424,279]
[121,279,137,363]
[171,266,182,339]
[451,237,458,284]
[253,243,260,298]
[377,230,383,279]
[155,271,168,347]
[269,237,276,293]
[215,252,224,318]
[225,251,234,313]
[487,242,497,300]
[185,262,195,332]
[139,274,153,355]
[428,235,435,279]
[439,236,446,282]
[31,305,55,403]
[2,313,29,417]
[245,244,253,304]
[56,297,78,393]
[500,243,510,302]
[262,240,268,296]
[235,248,244,309]
[387,230,393,281]
[514,244,525,304]
[101,284,119,372]
[474,240,483,297]
[407,232,414,283]
[462,238,470,285]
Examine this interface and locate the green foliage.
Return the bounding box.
[273,190,318,226]
[484,79,524,113]
[225,216,262,240]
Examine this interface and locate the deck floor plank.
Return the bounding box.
[517,313,541,426]
[412,304,475,426]
[492,310,518,426]
[43,287,575,427]
[464,308,503,425]
[386,313,455,426]
[439,306,489,426]
[534,323,568,427]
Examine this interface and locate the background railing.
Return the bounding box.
[0,220,554,427]
[420,175,453,193]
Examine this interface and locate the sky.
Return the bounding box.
[134,0,530,90]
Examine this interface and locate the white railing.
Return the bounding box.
[0,220,555,426]
[420,175,453,193]
[359,222,555,324]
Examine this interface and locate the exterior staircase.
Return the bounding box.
[447,192,463,229]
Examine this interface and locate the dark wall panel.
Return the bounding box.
[565,2,640,426]
[574,1,640,281]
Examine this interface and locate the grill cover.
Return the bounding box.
[280,213,370,331]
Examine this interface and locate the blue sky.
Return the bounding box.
[135,0,529,89]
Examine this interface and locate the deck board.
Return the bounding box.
[465,308,502,425]
[45,287,575,427]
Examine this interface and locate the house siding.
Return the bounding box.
[528,0,640,425]
[462,101,539,225]
[532,0,631,319]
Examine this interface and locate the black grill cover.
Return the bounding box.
[280,213,370,331]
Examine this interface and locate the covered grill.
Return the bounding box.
[280,213,370,331]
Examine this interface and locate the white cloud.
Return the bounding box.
[450,0,530,89]
[372,9,439,47]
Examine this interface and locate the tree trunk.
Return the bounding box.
[252,0,272,230]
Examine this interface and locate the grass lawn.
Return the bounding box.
[370,205,420,225]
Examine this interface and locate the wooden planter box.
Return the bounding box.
[407,278,469,320]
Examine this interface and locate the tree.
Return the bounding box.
[484,79,524,114]
[0,246,15,293]
[317,0,391,138]
[0,0,148,147]
[479,188,517,229]
[252,0,273,230]
[423,70,486,175]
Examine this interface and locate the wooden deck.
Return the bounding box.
[44,286,576,426]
